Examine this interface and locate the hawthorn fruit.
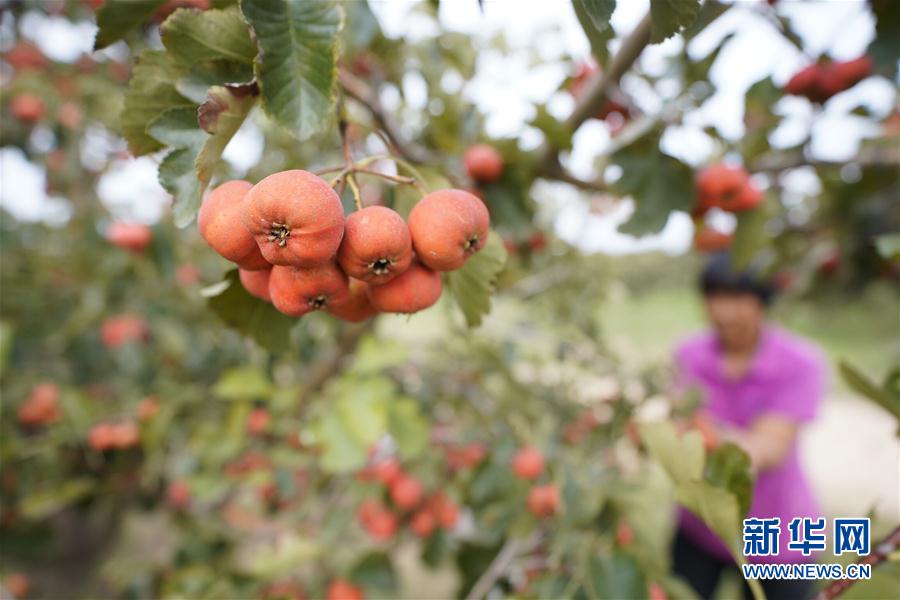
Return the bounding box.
[137,395,159,421]
[17,382,61,427]
[389,474,423,509]
[695,164,761,213]
[262,581,306,600]
[366,260,442,314]
[101,315,149,348]
[89,422,139,451]
[106,222,153,253]
[785,56,873,103]
[357,499,397,541]
[512,446,545,480]
[246,407,271,436]
[5,41,47,70]
[269,262,350,317]
[239,267,272,302]
[337,206,412,284]
[9,94,46,123]
[4,573,30,599]
[410,509,436,537]
[463,143,504,183]
[616,521,635,547]
[408,189,489,271]
[427,492,460,529]
[198,180,270,270]
[327,278,378,322]
[326,580,364,600]
[166,480,190,510]
[527,484,560,518]
[243,170,345,267]
[693,227,733,253]
[57,101,82,130]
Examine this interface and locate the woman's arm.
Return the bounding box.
[720,413,799,472]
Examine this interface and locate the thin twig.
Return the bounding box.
[814,525,900,600]
[465,533,543,600]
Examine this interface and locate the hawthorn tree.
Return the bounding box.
[0,1,898,599]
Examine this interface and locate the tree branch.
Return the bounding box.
[814,525,900,600]
[752,145,900,174]
[338,69,439,166]
[465,533,542,600]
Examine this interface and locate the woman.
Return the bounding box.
[672,253,826,600]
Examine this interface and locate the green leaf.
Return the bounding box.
[730,206,768,271]
[94,0,167,50]
[611,134,694,236]
[121,51,194,156]
[586,552,646,600]
[638,421,705,485]
[207,270,297,353]
[572,0,615,61]
[575,0,615,32]
[530,105,573,151]
[704,442,754,517]
[148,107,207,148]
[159,145,204,228]
[20,479,94,519]
[445,231,508,328]
[241,0,343,139]
[196,84,258,190]
[675,480,742,560]
[349,553,396,593]
[213,366,275,400]
[388,398,428,459]
[838,360,900,421]
[649,0,702,44]
[177,60,256,104]
[312,409,368,472]
[0,321,12,378]
[161,7,257,66]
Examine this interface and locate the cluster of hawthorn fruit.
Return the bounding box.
[692,162,763,253]
[198,169,490,320]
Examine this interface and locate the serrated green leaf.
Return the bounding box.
[207,270,297,353]
[94,0,167,50]
[241,0,343,139]
[159,145,204,228]
[121,50,194,156]
[196,84,258,189]
[612,133,694,236]
[638,421,704,485]
[675,480,742,560]
[445,231,507,328]
[177,60,256,104]
[704,442,754,517]
[649,0,701,44]
[148,107,206,148]
[213,366,274,400]
[161,7,257,66]
[388,398,428,459]
[575,0,615,33]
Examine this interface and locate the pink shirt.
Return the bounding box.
[675,325,826,564]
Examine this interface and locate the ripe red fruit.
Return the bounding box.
[326,580,364,600]
[5,42,47,70]
[101,315,149,348]
[528,232,547,252]
[695,164,755,212]
[198,180,270,270]
[88,423,115,451]
[648,582,668,600]
[239,267,272,302]
[616,521,635,547]
[463,144,504,183]
[370,457,403,486]
[176,263,201,286]
[247,408,270,436]
[327,278,378,322]
[337,206,412,284]
[17,382,61,427]
[57,101,82,130]
[106,222,153,252]
[427,492,460,529]
[408,189,490,271]
[242,170,345,267]
[389,474,423,509]
[366,260,442,314]
[819,251,841,276]
[262,581,306,600]
[137,395,159,421]
[269,262,350,317]
[527,484,560,518]
[357,500,398,541]
[9,94,46,123]
[410,509,436,537]
[784,64,819,97]
[512,446,545,480]
[166,480,190,510]
[445,442,486,470]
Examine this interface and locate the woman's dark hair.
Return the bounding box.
[700,252,776,306]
